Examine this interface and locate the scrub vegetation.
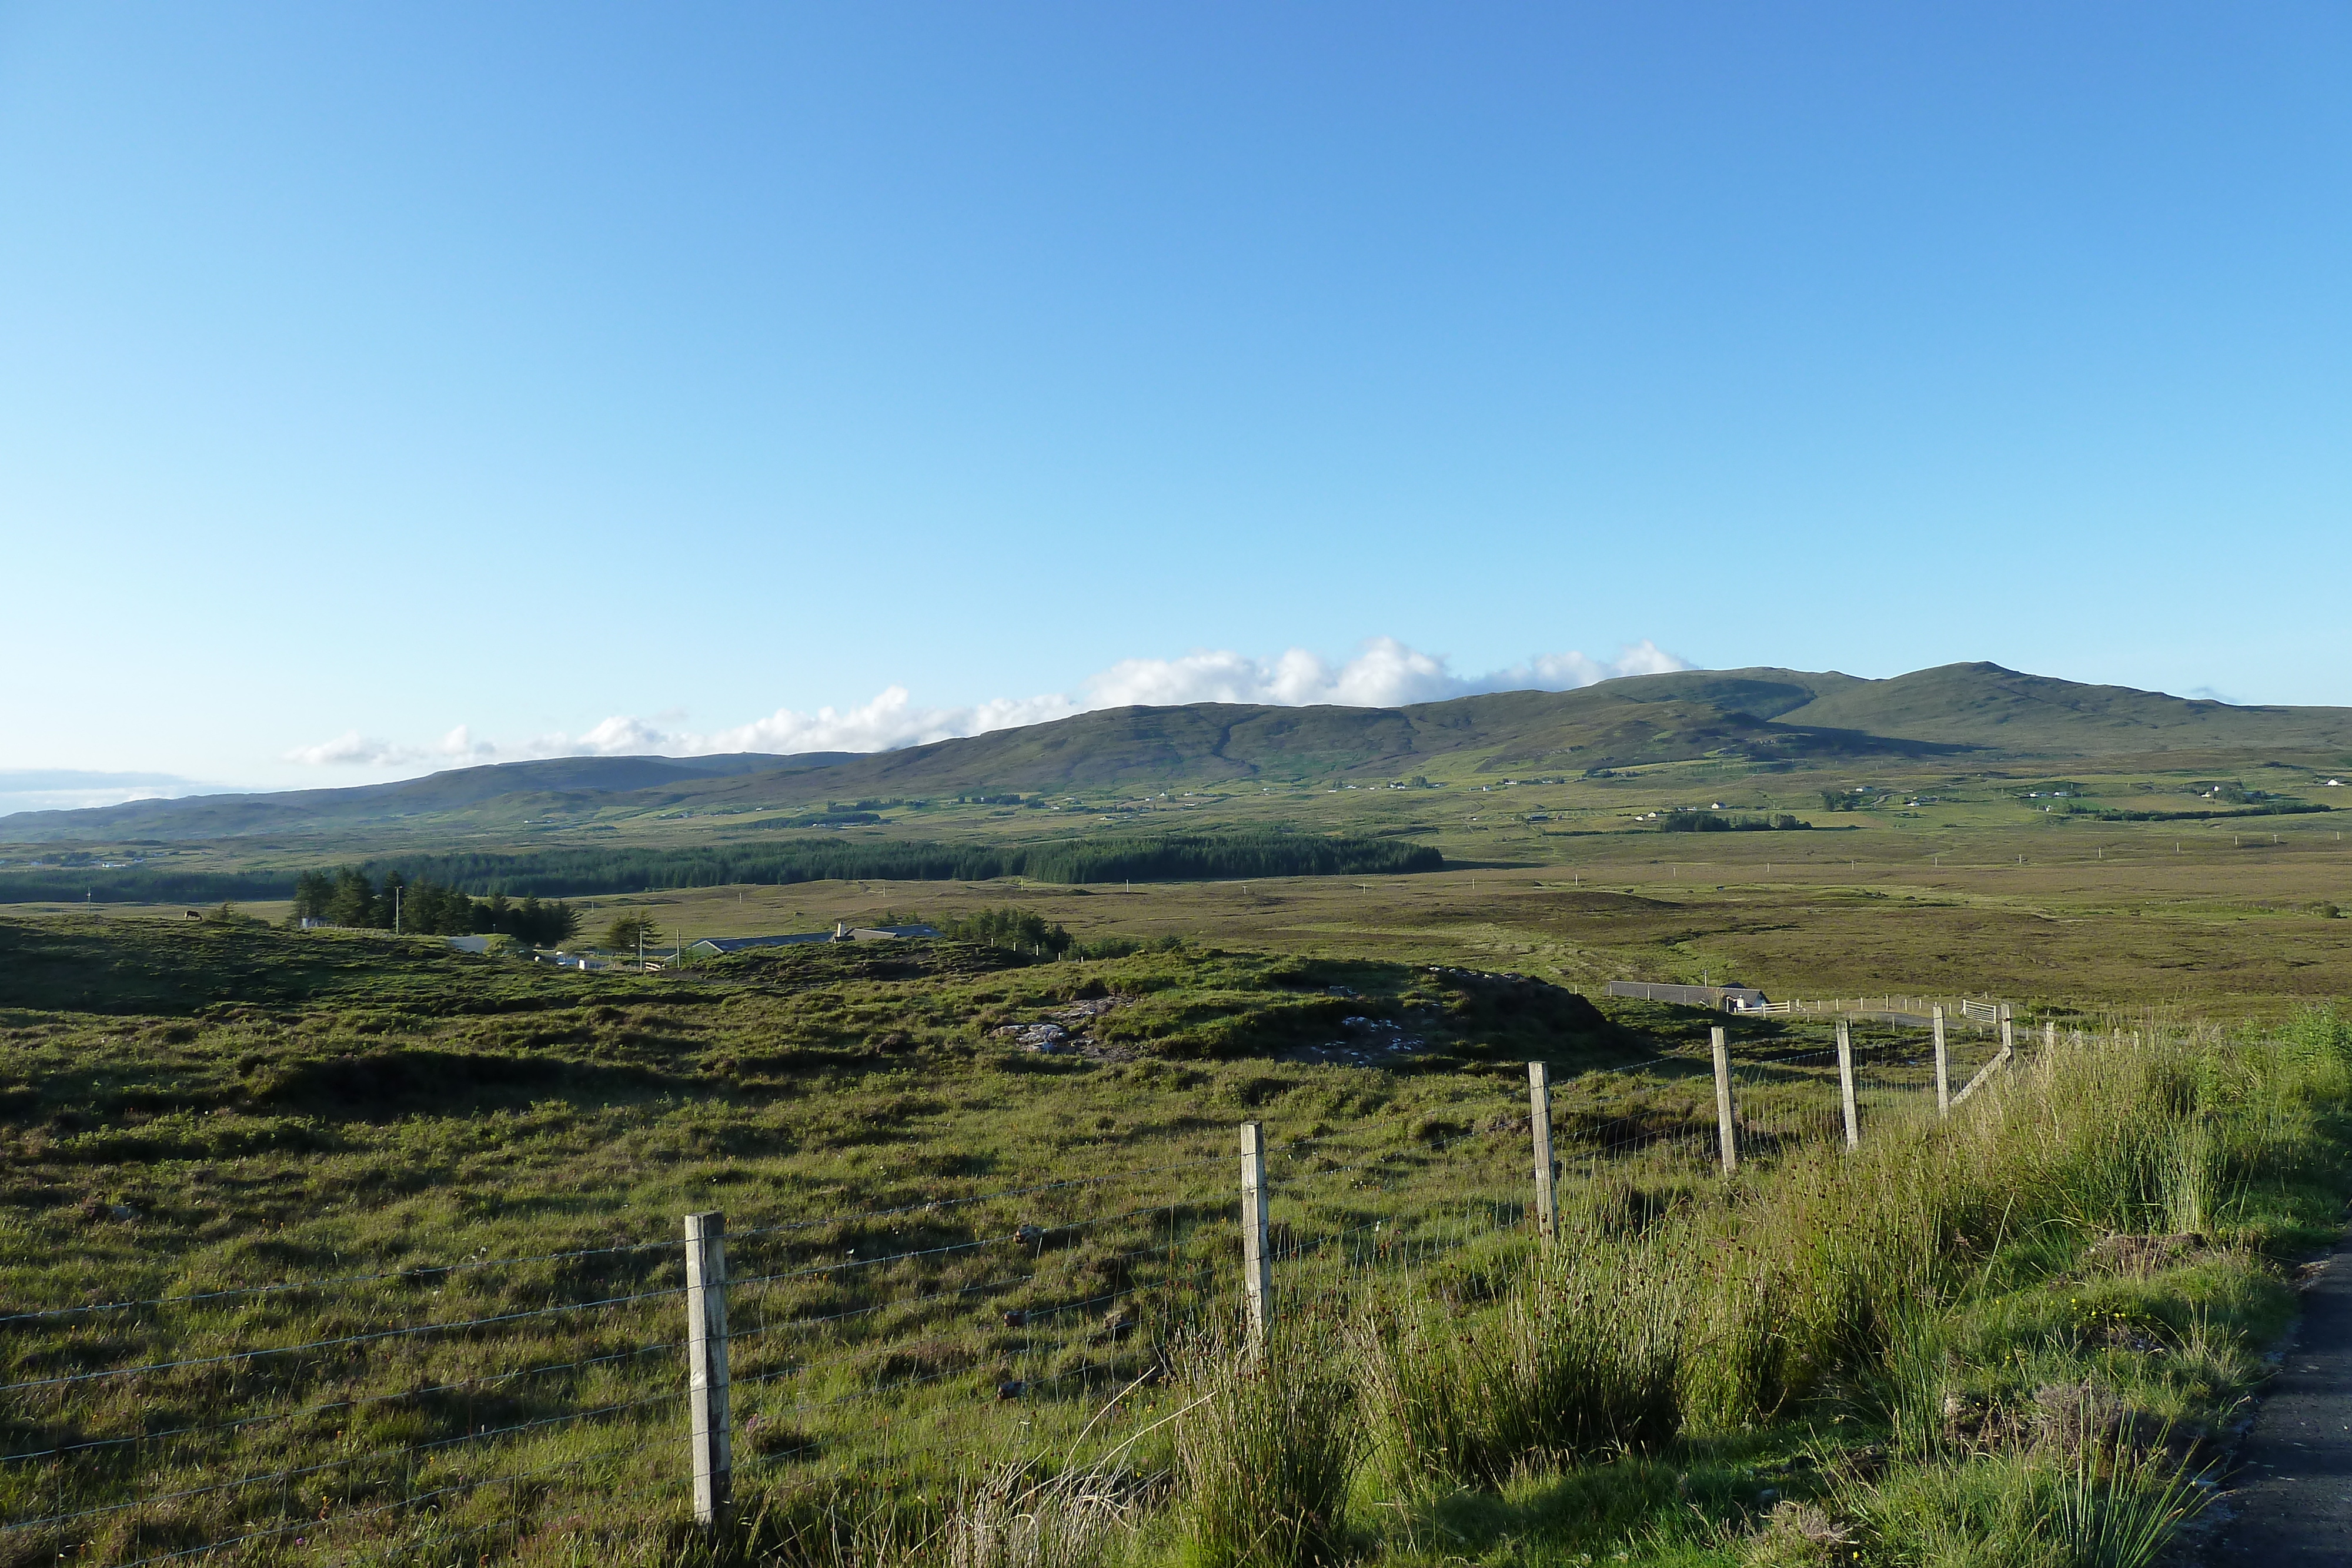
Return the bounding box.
[0,913,2346,1567]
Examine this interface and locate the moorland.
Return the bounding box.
[4,660,2351,1567]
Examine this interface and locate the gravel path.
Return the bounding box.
[2209,1239,2352,1566]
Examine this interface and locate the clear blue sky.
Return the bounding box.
[5,3,2348,797]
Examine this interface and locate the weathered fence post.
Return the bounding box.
[684,1211,733,1530]
[1710,1026,1738,1175]
[1932,1005,1951,1118]
[2044,1019,2056,1052]
[1835,1018,1859,1151]
[1240,1121,1271,1351]
[1527,1062,1557,1240]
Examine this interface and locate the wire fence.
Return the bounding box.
[1,1003,2087,1564]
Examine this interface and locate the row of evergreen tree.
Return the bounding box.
[361,830,1442,899]
[883,905,1168,962]
[0,831,1442,908]
[1658,811,1812,833]
[288,868,581,945]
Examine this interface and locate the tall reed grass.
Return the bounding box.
[687,1012,2347,1566]
[1349,1226,1686,1489]
[1179,1015,2346,1564]
[1172,1323,1359,1567]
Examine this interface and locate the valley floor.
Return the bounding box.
[1,828,2348,1566]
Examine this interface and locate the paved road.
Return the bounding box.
[2210,1239,2352,1566]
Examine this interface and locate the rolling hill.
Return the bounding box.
[638,663,2352,811]
[0,752,840,843]
[8,663,2351,845]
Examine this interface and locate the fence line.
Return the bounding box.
[4,1005,2079,1564]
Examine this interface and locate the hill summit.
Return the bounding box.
[8,662,2350,843]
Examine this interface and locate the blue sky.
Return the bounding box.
[4,3,2348,801]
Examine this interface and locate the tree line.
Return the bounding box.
[2067,801,2331,824]
[1659,811,1812,833]
[288,868,582,945]
[874,905,1170,962]
[358,831,1443,898]
[0,830,1443,905]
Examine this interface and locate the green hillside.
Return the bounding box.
[9,662,2352,848]
[634,658,2352,813]
[653,674,1953,813]
[1778,661,2352,753]
[0,751,838,842]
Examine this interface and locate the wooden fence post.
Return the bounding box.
[1710,1027,1738,1175]
[684,1211,733,1530]
[1240,1122,1271,1350]
[2044,1019,2056,1052]
[1835,1018,1859,1151]
[1932,1005,1951,1118]
[1527,1062,1557,1240]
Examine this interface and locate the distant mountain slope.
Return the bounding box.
[630,663,2352,809]
[651,671,1954,810]
[1776,663,2352,753]
[0,753,842,842]
[9,663,2350,844]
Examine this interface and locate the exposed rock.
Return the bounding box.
[991,1022,1070,1052]
[990,995,1134,1055]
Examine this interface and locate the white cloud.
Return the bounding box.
[1484,640,1688,691]
[283,730,409,768]
[282,724,504,769]
[699,687,1087,756]
[283,636,1693,770]
[1083,637,1688,710]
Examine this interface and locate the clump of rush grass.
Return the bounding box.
[1172,1320,1359,1568]
[1349,1232,1686,1490]
[1840,1433,2209,1568]
[938,1373,1174,1568]
[942,1458,1148,1568]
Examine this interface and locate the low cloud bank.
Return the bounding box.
[285,636,1691,771]
[0,770,222,817]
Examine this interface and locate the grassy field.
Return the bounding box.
[9,738,2350,897]
[0,919,1695,1563]
[21,775,2350,1024]
[3,757,2350,1566]
[0,898,2345,1567]
[9,741,2349,1024]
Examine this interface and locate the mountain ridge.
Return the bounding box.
[8,663,2350,844]
[0,752,841,842]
